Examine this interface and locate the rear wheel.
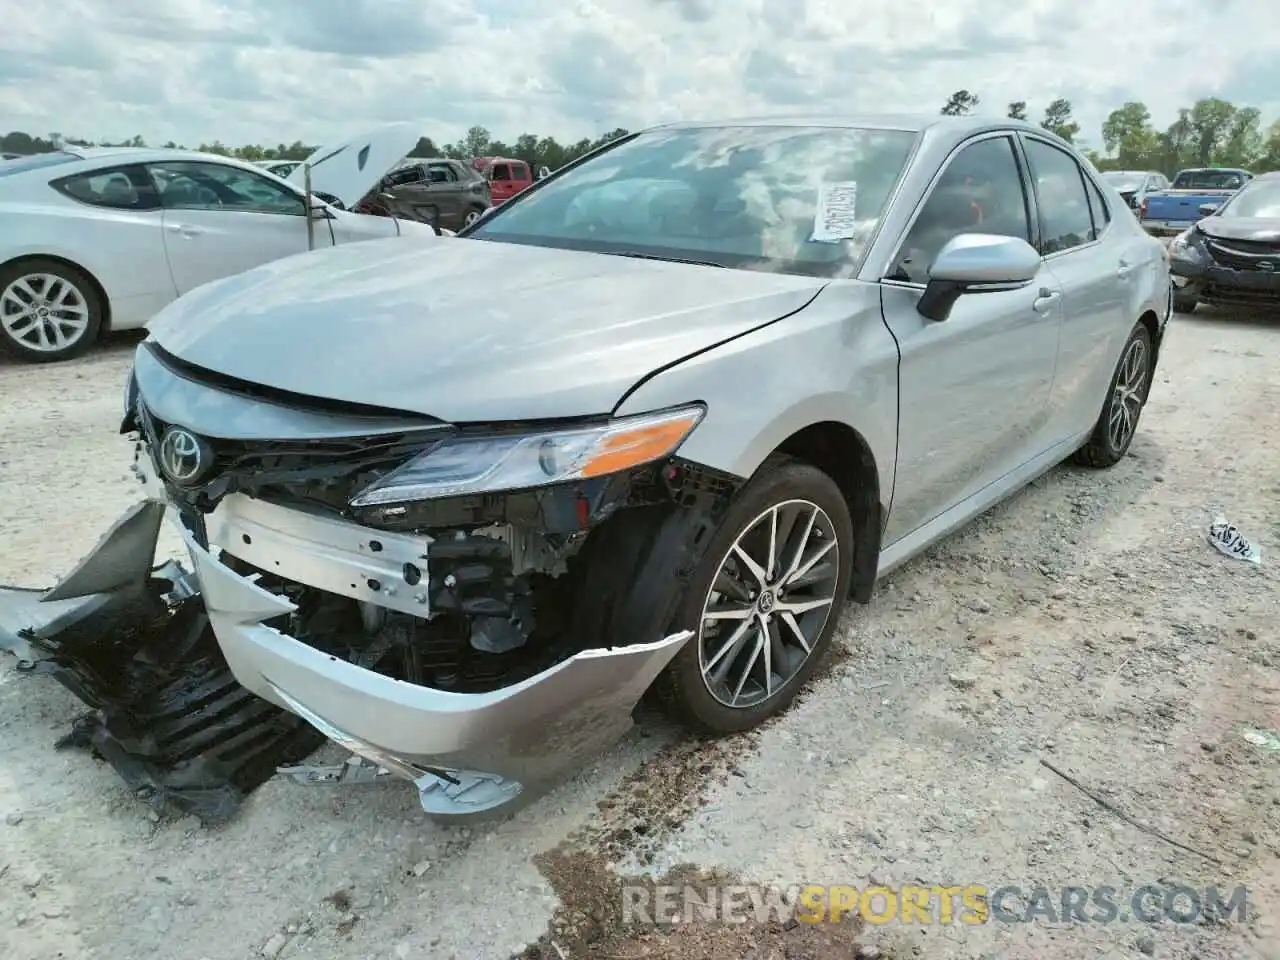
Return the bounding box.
[0,259,103,362]
[1073,322,1154,468]
[656,458,854,734]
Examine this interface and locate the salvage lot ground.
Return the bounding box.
[1,309,1278,960]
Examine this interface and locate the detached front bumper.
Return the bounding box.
[1,476,692,818]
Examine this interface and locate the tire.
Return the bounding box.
[0,258,103,362]
[1072,322,1154,469]
[654,457,854,734]
[1172,290,1198,314]
[463,206,484,226]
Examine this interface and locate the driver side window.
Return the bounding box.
[148,161,305,216]
[889,136,1031,284]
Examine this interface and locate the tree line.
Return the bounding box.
[0,126,632,175]
[940,90,1280,173]
[4,94,1279,175]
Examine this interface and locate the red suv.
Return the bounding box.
[481,158,533,205]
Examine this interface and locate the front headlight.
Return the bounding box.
[1168,229,1202,262]
[348,404,706,507]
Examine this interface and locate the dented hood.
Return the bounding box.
[145,239,828,422]
[286,122,420,207]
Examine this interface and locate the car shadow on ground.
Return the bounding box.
[1183,304,1278,329]
[0,329,145,370]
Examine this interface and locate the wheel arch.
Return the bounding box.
[0,253,113,332]
[769,420,883,603]
[1137,308,1161,365]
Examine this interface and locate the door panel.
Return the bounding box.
[879,134,1062,545]
[149,160,331,295]
[1020,137,1131,442]
[880,281,1064,544]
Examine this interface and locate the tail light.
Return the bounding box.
[1139,198,1148,218]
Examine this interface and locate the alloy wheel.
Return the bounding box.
[1108,338,1148,451]
[0,273,91,353]
[464,210,481,225]
[698,499,840,709]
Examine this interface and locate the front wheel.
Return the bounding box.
[1073,322,1154,469]
[0,259,103,362]
[463,207,485,226]
[655,458,854,734]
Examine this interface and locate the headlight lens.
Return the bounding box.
[1168,229,1201,261]
[349,404,705,507]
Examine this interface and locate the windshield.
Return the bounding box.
[466,125,919,277]
[1101,172,1142,191]
[1219,180,1280,218]
[1172,170,1247,190]
[0,151,79,178]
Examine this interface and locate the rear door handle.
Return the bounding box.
[1117,260,1134,279]
[1032,288,1060,314]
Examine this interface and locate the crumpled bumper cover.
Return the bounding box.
[0,498,693,821]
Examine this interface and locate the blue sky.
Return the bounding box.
[1,0,1275,150]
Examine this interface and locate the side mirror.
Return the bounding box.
[1198,202,1219,217]
[918,234,1041,322]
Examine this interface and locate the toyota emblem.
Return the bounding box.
[157,426,212,485]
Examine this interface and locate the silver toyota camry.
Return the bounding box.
[0,115,1171,820]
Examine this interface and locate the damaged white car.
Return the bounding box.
[0,116,1171,821]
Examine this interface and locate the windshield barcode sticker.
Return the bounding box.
[810,181,858,243]
[1207,518,1262,564]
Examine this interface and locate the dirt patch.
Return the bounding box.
[521,854,869,959]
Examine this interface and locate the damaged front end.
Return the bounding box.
[0,342,737,822]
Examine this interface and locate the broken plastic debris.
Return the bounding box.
[1207,518,1261,564]
[1241,728,1280,751]
[810,181,858,243]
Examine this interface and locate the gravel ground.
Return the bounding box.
[1,308,1278,960]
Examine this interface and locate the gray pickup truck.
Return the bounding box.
[1139,167,1253,237]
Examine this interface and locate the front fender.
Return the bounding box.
[613,279,899,499]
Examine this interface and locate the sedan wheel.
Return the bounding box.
[464,208,483,226]
[0,261,102,362]
[1073,322,1153,468]
[699,500,840,709]
[657,458,854,733]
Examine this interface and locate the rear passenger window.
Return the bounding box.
[52,166,158,210]
[490,164,510,181]
[1022,139,1094,255]
[1085,177,1111,240]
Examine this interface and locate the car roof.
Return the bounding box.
[643,114,1080,156]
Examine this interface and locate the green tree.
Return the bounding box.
[1007,101,1028,120]
[1187,97,1237,166]
[1041,98,1080,142]
[940,90,979,116]
[1101,101,1161,169]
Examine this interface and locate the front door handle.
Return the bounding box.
[1032,288,1060,314]
[166,223,203,238]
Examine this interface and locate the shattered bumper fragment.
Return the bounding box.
[0,502,325,823]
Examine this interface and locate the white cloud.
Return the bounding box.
[0,0,1276,150]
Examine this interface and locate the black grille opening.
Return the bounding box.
[1206,238,1280,271]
